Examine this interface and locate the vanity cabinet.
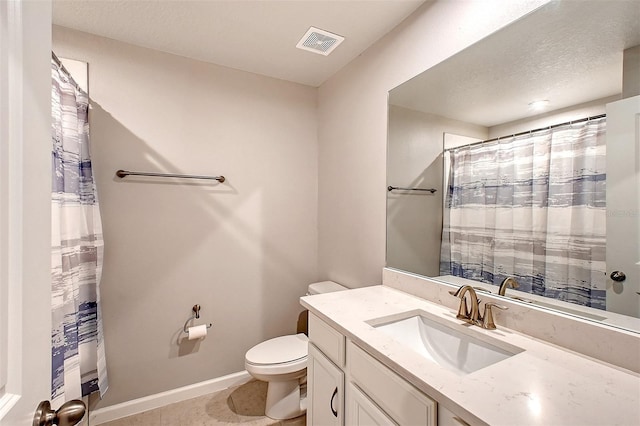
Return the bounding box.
[308,312,463,426]
[308,343,344,426]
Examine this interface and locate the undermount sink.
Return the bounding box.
[368,311,524,375]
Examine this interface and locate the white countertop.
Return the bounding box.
[300,285,640,426]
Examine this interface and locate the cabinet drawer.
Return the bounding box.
[347,340,436,426]
[309,312,345,367]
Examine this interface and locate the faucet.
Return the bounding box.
[498,276,519,296]
[451,285,508,329]
[452,285,480,324]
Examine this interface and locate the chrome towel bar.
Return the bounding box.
[116,169,225,183]
[387,186,437,194]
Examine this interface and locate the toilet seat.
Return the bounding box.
[245,334,308,375]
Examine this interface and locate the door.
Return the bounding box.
[606,95,640,317]
[0,1,54,424]
[307,343,344,426]
[346,383,396,426]
[437,405,471,426]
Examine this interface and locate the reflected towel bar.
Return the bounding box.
[388,186,437,194]
[116,169,225,183]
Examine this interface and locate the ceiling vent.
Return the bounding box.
[296,27,344,56]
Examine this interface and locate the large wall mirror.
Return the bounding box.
[386,1,640,333]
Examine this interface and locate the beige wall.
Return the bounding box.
[53,26,319,407]
[386,106,487,277]
[317,0,549,288]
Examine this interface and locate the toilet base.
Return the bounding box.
[264,379,306,420]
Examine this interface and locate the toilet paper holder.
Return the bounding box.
[183,304,213,334]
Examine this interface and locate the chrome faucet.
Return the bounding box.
[451,285,508,329]
[498,276,519,296]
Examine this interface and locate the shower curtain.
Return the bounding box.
[440,117,607,309]
[51,56,108,404]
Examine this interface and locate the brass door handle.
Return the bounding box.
[33,400,86,426]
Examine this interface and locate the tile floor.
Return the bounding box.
[100,380,306,426]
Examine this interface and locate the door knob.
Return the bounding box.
[610,271,626,282]
[33,400,86,426]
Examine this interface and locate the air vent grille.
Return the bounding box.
[296,27,344,56]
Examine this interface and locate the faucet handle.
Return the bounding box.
[481,303,508,330]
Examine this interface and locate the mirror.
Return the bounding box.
[386,1,640,333]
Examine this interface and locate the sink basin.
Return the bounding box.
[369,311,523,375]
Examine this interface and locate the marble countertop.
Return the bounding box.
[300,285,640,426]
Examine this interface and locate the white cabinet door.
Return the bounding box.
[438,405,471,426]
[347,341,436,426]
[346,383,396,426]
[307,343,344,426]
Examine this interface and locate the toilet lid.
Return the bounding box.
[246,333,308,365]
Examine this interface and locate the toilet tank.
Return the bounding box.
[298,281,347,334]
[307,281,348,295]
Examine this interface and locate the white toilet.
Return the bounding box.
[244,281,347,420]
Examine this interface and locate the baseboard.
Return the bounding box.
[89,370,252,425]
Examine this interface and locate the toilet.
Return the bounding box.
[244,281,347,420]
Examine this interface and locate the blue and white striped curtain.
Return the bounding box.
[440,117,607,309]
[51,57,108,405]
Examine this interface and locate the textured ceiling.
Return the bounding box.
[389,0,640,127]
[52,0,425,87]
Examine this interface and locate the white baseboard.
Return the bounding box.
[90,370,252,425]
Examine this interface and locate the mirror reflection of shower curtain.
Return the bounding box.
[51,57,108,405]
[440,117,607,309]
